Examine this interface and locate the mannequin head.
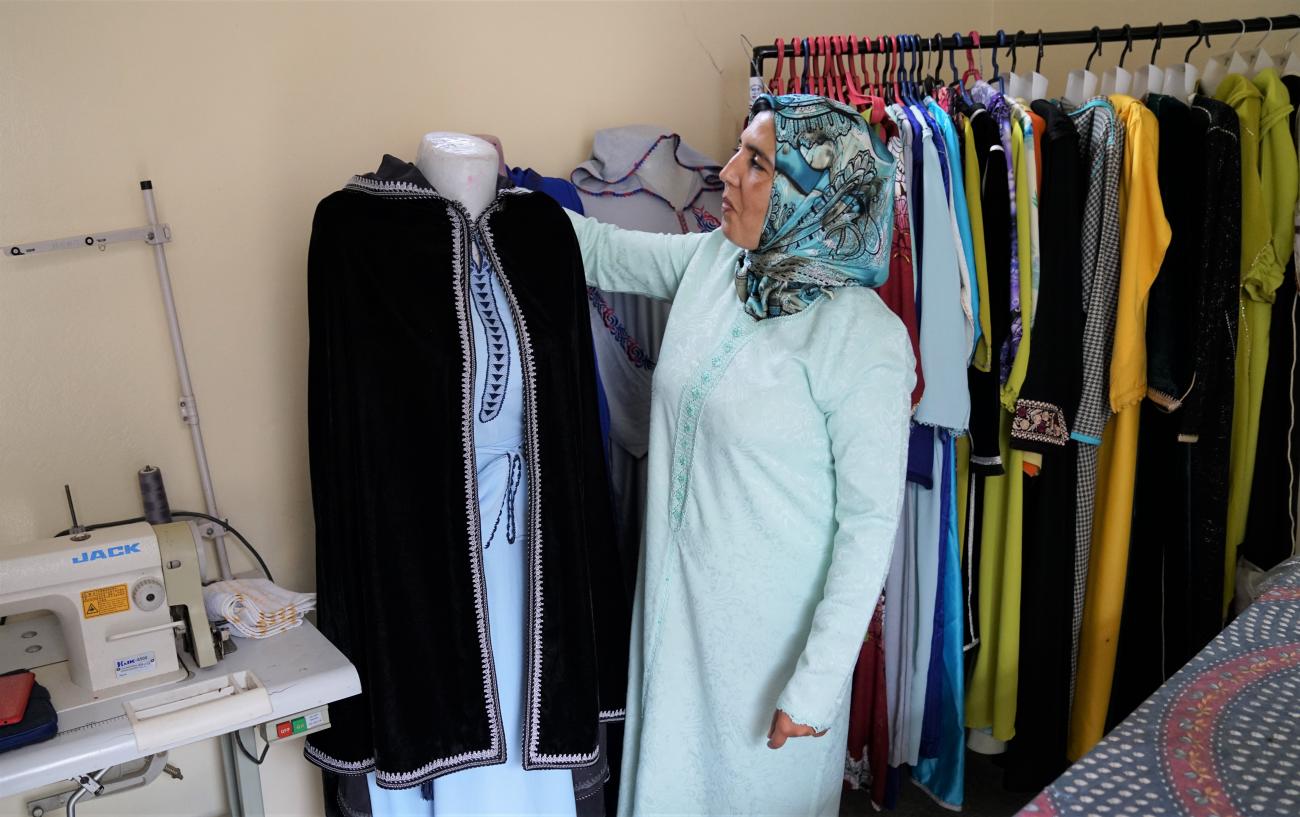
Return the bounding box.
[717,111,776,250]
[415,132,499,219]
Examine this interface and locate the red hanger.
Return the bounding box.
[787,36,798,94]
[860,35,873,96]
[962,30,982,87]
[837,35,854,101]
[820,35,832,96]
[873,36,885,97]
[843,35,865,104]
[806,37,817,95]
[849,35,887,124]
[792,37,802,93]
[828,36,843,102]
[810,36,821,97]
[891,36,903,103]
[770,38,785,95]
[815,36,828,96]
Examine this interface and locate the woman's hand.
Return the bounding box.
[766,709,828,749]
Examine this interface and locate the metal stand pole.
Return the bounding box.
[139,181,234,581]
[142,179,260,814]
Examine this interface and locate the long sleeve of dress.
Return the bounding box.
[776,299,914,731]
[565,208,713,301]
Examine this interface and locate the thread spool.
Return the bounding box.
[138,465,173,524]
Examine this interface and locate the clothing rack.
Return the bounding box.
[750,14,1300,77]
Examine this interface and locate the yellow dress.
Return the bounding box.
[966,120,1035,744]
[1067,95,1170,760]
[1217,73,1286,612]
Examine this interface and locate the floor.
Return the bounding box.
[839,751,1038,816]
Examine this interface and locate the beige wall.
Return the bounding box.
[1,1,1294,814]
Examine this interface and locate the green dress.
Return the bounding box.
[567,211,914,816]
[1217,71,1294,610]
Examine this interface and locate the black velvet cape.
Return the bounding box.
[304,156,629,789]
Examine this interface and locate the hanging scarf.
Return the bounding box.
[738,94,896,320]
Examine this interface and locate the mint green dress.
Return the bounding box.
[567,211,914,816]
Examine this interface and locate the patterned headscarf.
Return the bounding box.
[737,94,896,320]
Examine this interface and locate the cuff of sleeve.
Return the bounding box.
[774,700,829,735]
[1010,398,1069,451]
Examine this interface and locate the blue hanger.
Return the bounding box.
[947,32,960,89]
[900,35,916,103]
[992,30,1006,92]
[915,33,925,98]
[954,33,974,104]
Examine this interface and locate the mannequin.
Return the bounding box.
[415,132,499,218]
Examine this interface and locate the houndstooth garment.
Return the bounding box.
[1062,98,1126,702]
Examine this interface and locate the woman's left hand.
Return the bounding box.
[766,709,828,749]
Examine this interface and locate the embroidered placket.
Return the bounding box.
[668,315,759,528]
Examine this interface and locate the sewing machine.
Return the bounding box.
[0,520,221,710]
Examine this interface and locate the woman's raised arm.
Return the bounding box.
[566,208,713,301]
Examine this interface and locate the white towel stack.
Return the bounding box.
[202,578,316,639]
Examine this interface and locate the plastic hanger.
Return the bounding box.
[961,30,982,99]
[1065,26,1102,105]
[832,36,852,102]
[991,30,1006,92]
[948,32,961,95]
[1101,25,1134,96]
[910,34,922,100]
[1161,20,1206,98]
[770,38,786,95]
[1133,22,1165,96]
[892,36,904,104]
[871,36,884,98]
[790,34,800,93]
[926,33,944,96]
[1276,18,1300,78]
[1028,29,1050,100]
[822,35,835,97]
[840,35,858,101]
[798,38,809,94]
[1245,17,1276,78]
[816,35,826,99]
[1201,20,1251,96]
[953,33,975,104]
[843,35,863,102]
[1006,30,1029,99]
[913,33,925,97]
[898,35,913,104]
[850,36,888,124]
[821,35,833,96]
[965,31,983,85]
[809,37,821,96]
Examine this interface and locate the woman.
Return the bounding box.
[568,94,913,816]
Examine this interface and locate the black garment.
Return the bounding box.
[1174,98,1241,667]
[1112,99,1241,699]
[305,156,629,789]
[967,106,1012,477]
[1142,95,1199,412]
[1004,444,1077,791]
[1011,100,1084,454]
[1240,75,1300,572]
[1003,100,1082,793]
[1108,95,1204,726]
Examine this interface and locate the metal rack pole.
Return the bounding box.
[751,14,1300,76]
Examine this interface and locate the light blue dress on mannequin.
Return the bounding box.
[366,236,578,817]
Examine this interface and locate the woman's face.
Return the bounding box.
[719,111,777,250]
